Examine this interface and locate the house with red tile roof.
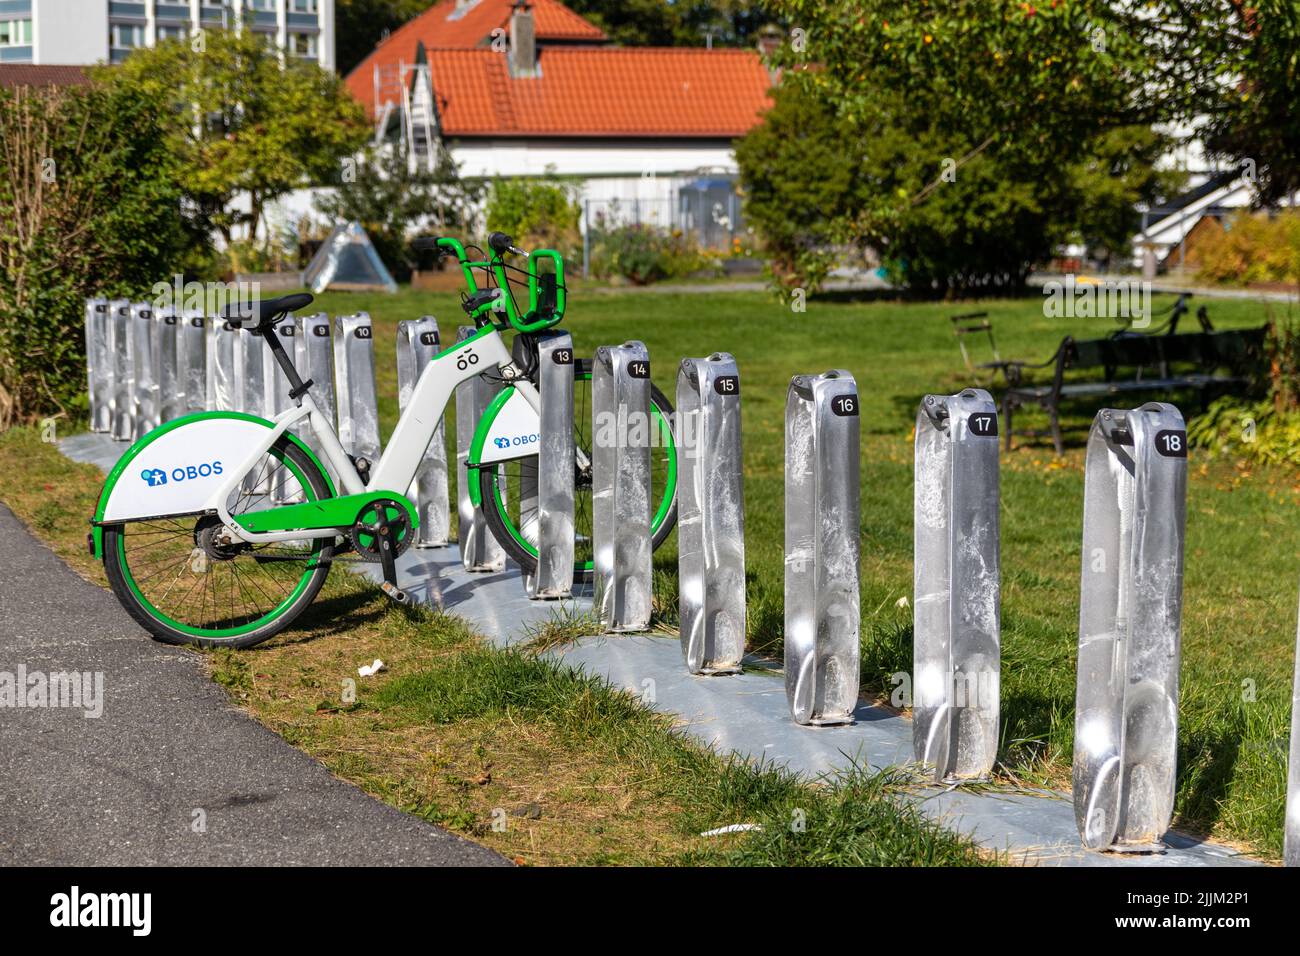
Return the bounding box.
[0,64,89,90]
[344,0,774,245]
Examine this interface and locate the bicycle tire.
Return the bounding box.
[478,358,678,583]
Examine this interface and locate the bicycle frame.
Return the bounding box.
[209,322,538,545]
[94,238,568,554]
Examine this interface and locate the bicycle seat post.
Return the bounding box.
[262,313,312,400]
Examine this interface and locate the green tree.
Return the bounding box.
[734,80,867,291]
[315,142,483,280]
[485,175,582,258]
[0,81,188,426]
[738,0,1235,292]
[563,0,780,47]
[1203,1,1300,205]
[738,80,1177,294]
[101,30,369,250]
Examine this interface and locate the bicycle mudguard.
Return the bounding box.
[466,387,541,508]
[89,411,334,559]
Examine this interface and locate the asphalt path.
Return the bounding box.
[0,503,506,866]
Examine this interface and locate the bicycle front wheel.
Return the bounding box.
[478,359,678,583]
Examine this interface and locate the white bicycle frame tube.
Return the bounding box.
[208,325,536,545]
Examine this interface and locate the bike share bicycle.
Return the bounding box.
[90,233,679,648]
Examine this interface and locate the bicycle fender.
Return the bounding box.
[472,389,541,465]
[89,411,334,559]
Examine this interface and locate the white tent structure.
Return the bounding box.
[304,222,398,294]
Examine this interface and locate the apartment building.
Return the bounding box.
[0,0,335,71]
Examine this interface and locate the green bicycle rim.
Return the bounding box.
[488,401,678,570]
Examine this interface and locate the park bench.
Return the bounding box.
[1001,325,1268,454]
[950,294,1215,385]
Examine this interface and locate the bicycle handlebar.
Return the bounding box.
[412,235,566,333]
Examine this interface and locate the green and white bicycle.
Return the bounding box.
[91,233,679,648]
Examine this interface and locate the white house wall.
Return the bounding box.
[448,140,738,181]
[238,140,743,247]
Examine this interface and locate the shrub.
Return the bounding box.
[1193,210,1300,288]
[485,175,581,259]
[739,81,1173,296]
[316,142,482,281]
[590,223,715,285]
[1187,317,1300,466]
[0,81,187,428]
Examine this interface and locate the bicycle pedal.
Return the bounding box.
[380,581,410,605]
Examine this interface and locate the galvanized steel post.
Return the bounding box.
[264,317,301,502]
[178,311,208,414]
[913,388,1001,780]
[129,302,159,440]
[677,352,746,674]
[1074,402,1187,852]
[84,298,111,433]
[235,325,269,494]
[333,313,382,472]
[207,316,241,413]
[396,317,451,548]
[525,331,576,598]
[455,326,505,572]
[108,300,133,440]
[784,370,860,726]
[156,308,183,422]
[175,311,207,414]
[294,313,336,483]
[592,341,653,632]
[237,325,265,417]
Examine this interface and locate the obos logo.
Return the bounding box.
[494,434,538,449]
[141,461,224,487]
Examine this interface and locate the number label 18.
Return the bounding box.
[1155,429,1186,458]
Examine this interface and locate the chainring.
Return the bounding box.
[349,500,414,562]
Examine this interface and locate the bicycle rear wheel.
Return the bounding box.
[478,359,677,583]
[103,437,334,649]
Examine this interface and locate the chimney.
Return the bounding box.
[756,25,783,61]
[509,0,538,78]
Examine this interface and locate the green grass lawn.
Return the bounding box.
[0,425,992,866]
[308,283,1298,858]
